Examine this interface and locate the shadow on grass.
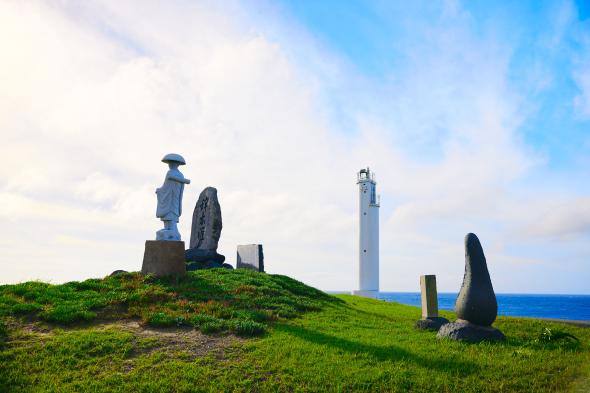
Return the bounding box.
[276,323,480,375]
[338,303,416,323]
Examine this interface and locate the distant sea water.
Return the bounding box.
[374,292,590,321]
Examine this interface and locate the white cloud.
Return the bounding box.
[0,1,588,293]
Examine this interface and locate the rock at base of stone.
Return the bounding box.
[141,240,186,277]
[437,319,506,342]
[236,244,264,272]
[109,270,128,277]
[415,317,449,331]
[186,261,234,270]
[185,248,225,263]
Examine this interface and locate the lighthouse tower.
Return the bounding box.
[353,168,380,298]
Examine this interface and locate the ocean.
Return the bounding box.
[376,292,590,321]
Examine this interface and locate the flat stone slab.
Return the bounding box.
[437,319,506,342]
[236,244,264,272]
[142,240,186,277]
[415,317,449,331]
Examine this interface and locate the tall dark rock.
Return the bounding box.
[185,187,229,269]
[454,233,497,326]
[189,187,222,251]
[437,233,505,342]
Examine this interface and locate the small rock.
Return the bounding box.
[437,319,506,342]
[415,317,449,331]
[109,270,128,277]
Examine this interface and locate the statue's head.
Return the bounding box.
[162,153,186,169]
[162,153,186,165]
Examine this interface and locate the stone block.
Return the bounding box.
[141,240,186,277]
[420,274,439,319]
[236,244,264,272]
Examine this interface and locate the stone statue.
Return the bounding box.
[437,233,505,342]
[155,153,190,241]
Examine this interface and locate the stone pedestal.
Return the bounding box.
[236,244,264,272]
[141,240,186,277]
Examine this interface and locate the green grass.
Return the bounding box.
[0,271,589,392]
[0,269,333,336]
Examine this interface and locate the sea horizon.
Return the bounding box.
[327,291,590,321]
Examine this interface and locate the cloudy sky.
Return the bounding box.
[1,0,589,294]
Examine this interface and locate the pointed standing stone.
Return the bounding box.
[437,233,505,342]
[455,233,498,326]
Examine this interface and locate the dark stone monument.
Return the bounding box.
[437,233,505,342]
[185,187,229,268]
[189,187,222,250]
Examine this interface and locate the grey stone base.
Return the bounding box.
[437,319,506,342]
[415,317,449,331]
[185,248,225,263]
[141,240,186,277]
[186,261,233,271]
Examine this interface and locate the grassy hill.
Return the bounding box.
[0,270,588,392]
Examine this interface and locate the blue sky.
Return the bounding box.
[280,0,590,172]
[0,0,588,293]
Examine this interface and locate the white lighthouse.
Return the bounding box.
[353,167,380,298]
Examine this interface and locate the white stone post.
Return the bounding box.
[420,275,439,319]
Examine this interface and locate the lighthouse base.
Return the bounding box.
[352,290,379,299]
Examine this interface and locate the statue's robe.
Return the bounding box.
[156,169,185,222]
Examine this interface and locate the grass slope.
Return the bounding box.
[0,270,588,392]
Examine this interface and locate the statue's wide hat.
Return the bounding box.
[161,153,186,165]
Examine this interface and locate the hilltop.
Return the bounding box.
[0,270,589,392]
